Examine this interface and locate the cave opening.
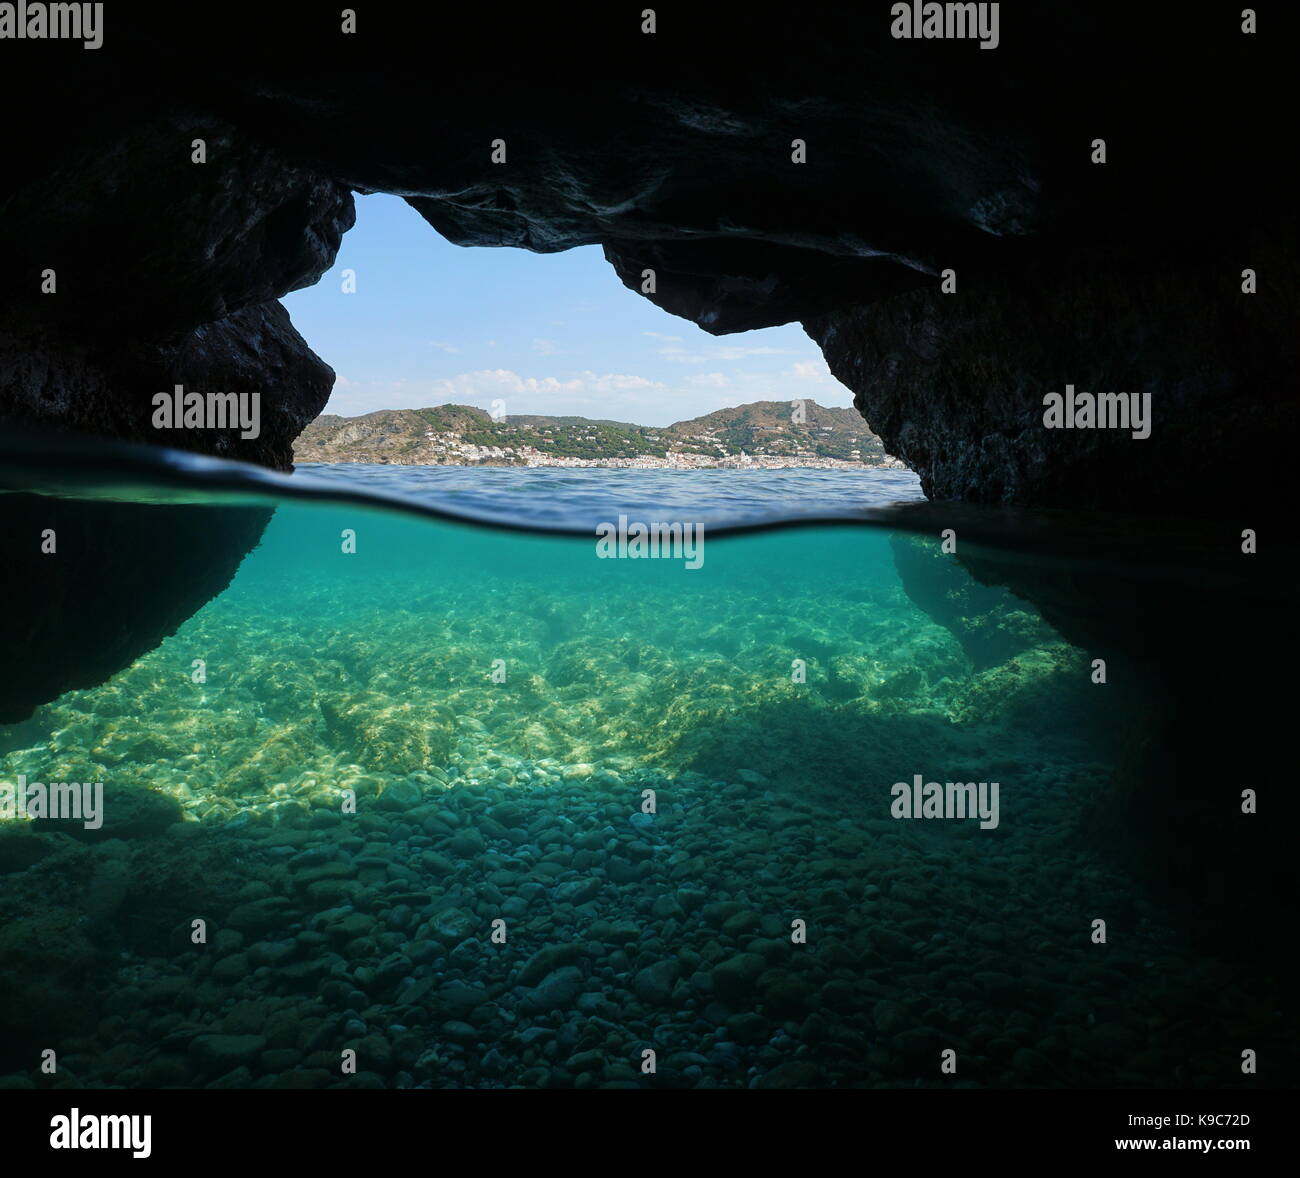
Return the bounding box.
[280,192,876,471]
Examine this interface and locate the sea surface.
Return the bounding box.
[0,445,1288,1090]
[293,463,927,526]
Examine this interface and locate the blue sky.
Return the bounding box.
[282,193,851,426]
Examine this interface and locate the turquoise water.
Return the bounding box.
[0,446,1288,1090]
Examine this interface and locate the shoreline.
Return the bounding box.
[294,455,908,472]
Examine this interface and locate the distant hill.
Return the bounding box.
[293,401,894,468]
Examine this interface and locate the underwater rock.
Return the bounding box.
[555,878,602,906]
[519,943,591,987]
[946,645,1092,728]
[711,953,766,1006]
[227,897,295,936]
[726,1012,772,1047]
[33,783,182,842]
[189,1034,268,1073]
[0,829,51,874]
[522,967,586,1014]
[0,901,98,1054]
[634,960,680,1006]
[758,972,816,1021]
[0,712,1282,1089]
[376,780,424,811]
[889,533,1059,670]
[318,695,455,777]
[488,801,527,828]
[756,1061,827,1089]
[0,492,274,724]
[445,829,485,858]
[419,851,456,877]
[84,853,134,923]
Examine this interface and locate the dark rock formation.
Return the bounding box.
[604,239,931,335]
[0,64,350,721]
[884,501,1297,954]
[808,235,1300,511]
[1,302,336,471]
[0,4,1289,509]
[1,111,352,341]
[0,91,352,468]
[0,491,272,724]
[889,533,1056,670]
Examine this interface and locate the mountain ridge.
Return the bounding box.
[293,400,897,468]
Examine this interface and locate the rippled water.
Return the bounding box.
[293,463,926,527]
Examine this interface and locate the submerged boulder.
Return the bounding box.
[0,902,98,1054]
[318,695,455,777]
[0,493,273,724]
[889,533,1055,670]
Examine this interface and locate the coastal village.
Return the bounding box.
[431,440,905,471]
[294,402,903,469]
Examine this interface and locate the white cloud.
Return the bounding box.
[573,371,662,393]
[347,369,664,408]
[789,358,833,382]
[532,338,558,356]
[715,345,789,360]
[322,353,851,424]
[658,343,790,364]
[429,340,461,354]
